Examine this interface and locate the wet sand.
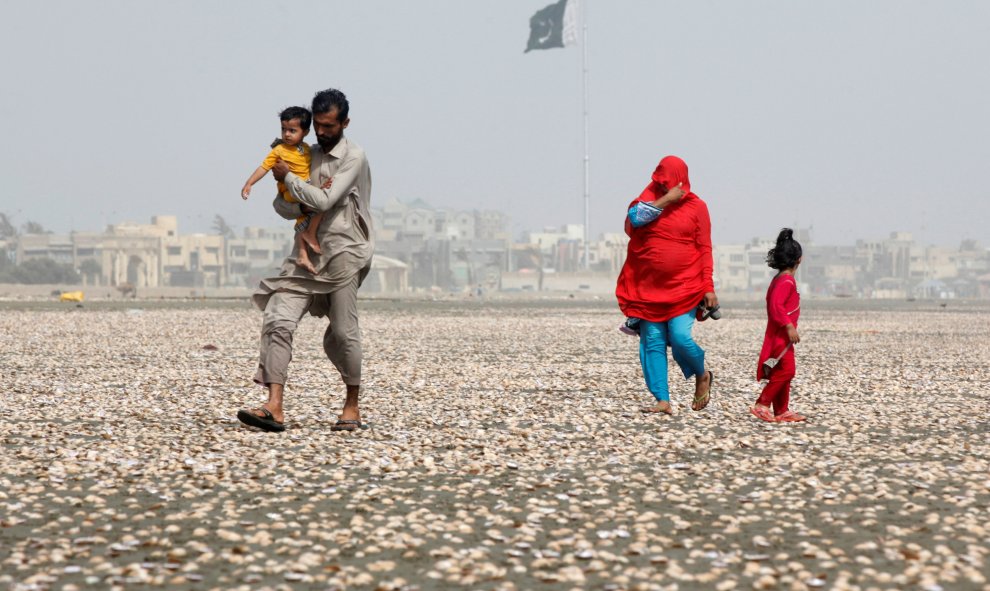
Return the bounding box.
[1,298,988,590]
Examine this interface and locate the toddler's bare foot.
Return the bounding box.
[302,231,322,255]
[295,253,317,274]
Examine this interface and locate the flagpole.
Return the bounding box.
[581,0,590,270]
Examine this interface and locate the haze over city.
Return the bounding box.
[1,1,988,247]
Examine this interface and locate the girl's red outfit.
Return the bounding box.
[616,156,714,322]
[756,273,800,415]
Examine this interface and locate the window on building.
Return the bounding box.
[249,249,269,260]
[167,246,182,256]
[730,254,744,263]
[231,246,246,257]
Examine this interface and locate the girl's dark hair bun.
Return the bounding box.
[766,227,802,270]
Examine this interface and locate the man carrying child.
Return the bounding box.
[237,88,373,433]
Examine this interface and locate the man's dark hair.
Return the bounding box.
[279,106,312,130]
[312,88,349,121]
[766,228,803,270]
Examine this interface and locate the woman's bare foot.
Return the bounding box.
[641,401,673,415]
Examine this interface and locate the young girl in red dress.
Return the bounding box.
[751,228,805,423]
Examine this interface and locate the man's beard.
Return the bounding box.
[317,134,338,149]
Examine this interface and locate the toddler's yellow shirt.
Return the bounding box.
[261,143,311,203]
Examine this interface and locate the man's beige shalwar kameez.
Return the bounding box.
[252,137,372,387]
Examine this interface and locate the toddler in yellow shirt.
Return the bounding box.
[241,106,324,274]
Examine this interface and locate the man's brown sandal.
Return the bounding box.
[331,419,364,432]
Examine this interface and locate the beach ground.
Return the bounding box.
[1,298,988,590]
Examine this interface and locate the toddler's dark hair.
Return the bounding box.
[766,228,803,270]
[279,106,312,130]
[270,107,312,148]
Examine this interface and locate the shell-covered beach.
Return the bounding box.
[1,298,988,590]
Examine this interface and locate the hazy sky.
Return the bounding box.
[1,1,988,247]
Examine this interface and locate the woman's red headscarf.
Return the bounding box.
[616,156,714,322]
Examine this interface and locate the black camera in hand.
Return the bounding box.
[696,300,721,321]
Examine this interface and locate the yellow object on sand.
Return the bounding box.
[60,291,84,302]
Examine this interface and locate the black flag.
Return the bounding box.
[524,0,572,53]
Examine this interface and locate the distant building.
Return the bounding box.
[803,245,860,296]
[7,208,989,299]
[521,225,585,272]
[363,255,409,294]
[16,216,223,288]
[225,226,294,287]
[370,198,510,292]
[713,244,747,292]
[587,232,628,273]
[712,230,989,299]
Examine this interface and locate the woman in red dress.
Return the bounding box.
[616,156,718,415]
[751,228,805,422]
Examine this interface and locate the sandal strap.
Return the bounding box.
[692,371,713,405]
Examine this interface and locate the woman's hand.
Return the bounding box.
[703,291,719,310]
[786,324,801,343]
[652,182,685,208]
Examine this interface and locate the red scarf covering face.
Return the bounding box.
[616,156,715,323]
